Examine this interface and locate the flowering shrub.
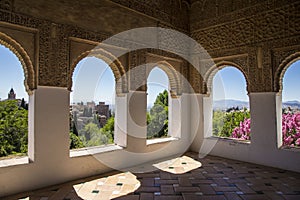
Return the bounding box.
[282,113,300,147]
[230,112,300,147]
[231,118,251,140]
[213,109,250,138]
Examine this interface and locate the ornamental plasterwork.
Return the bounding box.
[0,0,298,95]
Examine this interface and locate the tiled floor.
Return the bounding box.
[4,152,300,200]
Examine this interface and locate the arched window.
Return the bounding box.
[70,57,115,149]
[0,44,29,158]
[281,60,300,148]
[212,66,250,141]
[147,67,170,139]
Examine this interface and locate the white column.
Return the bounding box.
[276,93,283,147]
[179,94,191,142]
[189,94,203,152]
[126,91,147,152]
[28,93,35,162]
[30,86,70,162]
[114,95,127,147]
[195,94,217,157]
[249,92,278,151]
[202,95,213,138]
[169,97,181,138]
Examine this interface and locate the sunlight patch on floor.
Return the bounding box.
[153,156,202,174]
[73,172,140,200]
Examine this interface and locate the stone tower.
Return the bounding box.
[7,88,16,100]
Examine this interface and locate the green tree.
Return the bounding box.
[69,132,84,149]
[78,121,114,147]
[0,100,28,156]
[93,114,100,128]
[212,110,226,136]
[79,122,99,141]
[147,90,169,139]
[72,111,79,136]
[213,108,250,138]
[101,116,114,143]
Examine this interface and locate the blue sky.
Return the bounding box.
[0,45,28,101]
[71,58,169,106]
[282,60,300,102]
[71,57,115,104]
[213,62,300,102]
[0,44,299,103]
[213,67,248,101]
[147,67,169,106]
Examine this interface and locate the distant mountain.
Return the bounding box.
[213,99,300,110]
[213,99,249,110]
[282,100,300,109]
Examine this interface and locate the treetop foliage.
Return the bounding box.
[0,100,28,157]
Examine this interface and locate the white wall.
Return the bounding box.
[190,92,300,173]
[0,89,195,197]
[1,88,299,197]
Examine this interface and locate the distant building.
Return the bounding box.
[1,88,28,109]
[99,115,107,127]
[7,88,16,100]
[70,101,111,129]
[95,102,110,119]
[86,101,96,108]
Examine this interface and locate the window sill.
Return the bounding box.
[279,146,300,152]
[70,144,123,158]
[0,156,30,168]
[146,137,179,145]
[207,136,251,145]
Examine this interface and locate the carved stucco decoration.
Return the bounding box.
[0,8,190,89]
[0,0,298,95]
[189,65,203,94]
[0,10,68,87]
[69,48,128,97]
[146,54,183,98]
[191,2,300,51]
[191,0,297,30]
[146,48,190,94]
[0,0,13,11]
[128,49,147,91]
[109,0,190,31]
[39,23,69,87]
[127,48,188,95]
[0,32,35,94]
[149,61,181,98]
[205,45,277,94]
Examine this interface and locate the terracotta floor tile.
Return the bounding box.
[160,185,175,195]
[139,193,154,200]
[240,194,271,200]
[154,195,183,200]
[224,192,243,200]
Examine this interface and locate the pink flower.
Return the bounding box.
[295,114,300,127]
[282,113,300,147]
[284,136,293,145]
[231,118,251,140]
[296,138,300,146]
